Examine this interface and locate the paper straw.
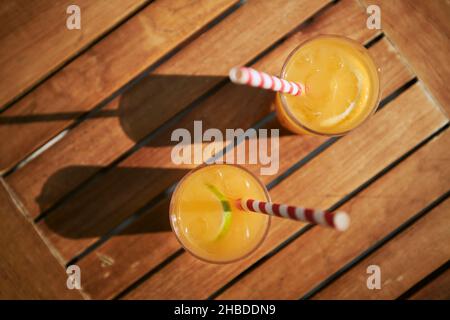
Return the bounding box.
[236,198,350,231]
[229,66,305,96]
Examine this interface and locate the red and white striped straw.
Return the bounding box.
[236,198,350,231]
[229,66,305,96]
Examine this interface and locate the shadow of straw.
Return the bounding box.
[0,73,295,147]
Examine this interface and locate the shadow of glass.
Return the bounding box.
[38,165,191,238]
[119,74,224,142]
[0,74,223,128]
[0,73,295,148]
[118,75,295,146]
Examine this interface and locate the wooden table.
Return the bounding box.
[1,0,449,300]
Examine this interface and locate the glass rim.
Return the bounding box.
[279,34,381,137]
[169,163,272,264]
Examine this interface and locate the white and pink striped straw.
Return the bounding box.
[236,198,350,231]
[229,66,305,96]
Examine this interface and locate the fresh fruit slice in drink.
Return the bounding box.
[206,184,232,240]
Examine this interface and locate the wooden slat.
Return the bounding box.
[34,0,380,264]
[0,0,148,108]
[312,199,450,300]
[77,34,414,300]
[0,0,239,172]
[363,0,450,116]
[123,84,448,299]
[6,0,332,219]
[217,129,450,299]
[0,180,83,299]
[79,200,176,299]
[409,268,450,300]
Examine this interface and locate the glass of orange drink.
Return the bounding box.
[170,164,270,263]
[275,35,380,136]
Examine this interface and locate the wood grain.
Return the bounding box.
[363,0,450,116]
[0,180,83,299]
[0,0,148,108]
[34,0,382,265]
[70,1,394,298]
[312,199,450,300]
[78,200,177,299]
[6,0,332,219]
[409,268,450,300]
[218,129,450,299]
[0,0,238,172]
[123,84,448,299]
[76,35,414,300]
[3,0,448,302]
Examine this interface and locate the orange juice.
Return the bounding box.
[170,164,270,263]
[275,35,380,135]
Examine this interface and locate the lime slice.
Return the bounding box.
[206,184,232,240]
